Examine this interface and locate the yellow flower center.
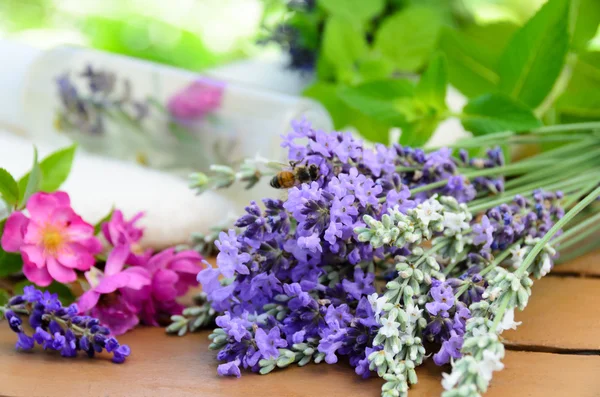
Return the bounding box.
[42,225,67,255]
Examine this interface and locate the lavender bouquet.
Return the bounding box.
[188,118,600,396]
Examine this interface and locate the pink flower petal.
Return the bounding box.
[152,269,179,300]
[52,191,71,206]
[169,257,202,274]
[77,290,101,312]
[95,272,130,294]
[23,221,43,245]
[46,257,77,283]
[21,245,46,268]
[22,263,53,287]
[57,244,95,271]
[65,222,95,241]
[105,244,130,276]
[26,192,58,222]
[122,267,151,290]
[1,212,29,252]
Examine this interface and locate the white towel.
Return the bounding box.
[0,131,236,249]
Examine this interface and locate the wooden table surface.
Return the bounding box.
[1,252,600,397]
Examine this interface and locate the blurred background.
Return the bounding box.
[0,0,579,73]
[0,0,598,235]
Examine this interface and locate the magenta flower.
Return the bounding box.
[167,78,225,120]
[78,245,151,335]
[1,192,102,287]
[102,210,151,266]
[127,248,204,326]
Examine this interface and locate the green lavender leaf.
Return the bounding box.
[462,93,542,136]
[375,6,444,72]
[414,53,447,112]
[318,0,384,24]
[497,0,570,108]
[338,80,414,126]
[321,16,367,82]
[18,147,41,208]
[37,144,77,192]
[437,27,499,98]
[0,168,19,207]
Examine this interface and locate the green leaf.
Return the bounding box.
[18,147,42,208]
[415,53,447,111]
[0,218,23,277]
[0,168,19,206]
[13,281,76,306]
[357,53,394,82]
[394,97,441,147]
[38,144,77,192]
[321,16,367,81]
[375,6,444,72]
[556,52,600,119]
[303,82,353,129]
[0,289,9,306]
[497,0,570,108]
[462,93,543,136]
[93,207,115,236]
[347,112,391,144]
[0,250,23,277]
[571,0,600,52]
[437,27,499,98]
[338,80,415,126]
[318,0,385,24]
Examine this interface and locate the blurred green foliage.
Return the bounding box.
[0,0,257,71]
[274,0,600,145]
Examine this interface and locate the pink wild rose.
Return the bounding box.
[102,210,151,266]
[78,245,151,335]
[167,78,224,120]
[1,192,102,287]
[125,248,204,326]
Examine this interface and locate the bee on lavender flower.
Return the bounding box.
[270,160,319,189]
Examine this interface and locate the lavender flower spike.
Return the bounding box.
[1,286,131,364]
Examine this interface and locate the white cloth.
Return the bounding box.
[0,132,236,249]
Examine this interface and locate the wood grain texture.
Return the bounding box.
[503,277,600,350]
[1,253,600,396]
[552,251,600,277]
[1,327,600,397]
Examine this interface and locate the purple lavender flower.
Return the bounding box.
[200,120,509,378]
[218,359,242,378]
[255,326,287,358]
[342,268,375,300]
[433,330,463,365]
[425,282,455,316]
[2,287,131,363]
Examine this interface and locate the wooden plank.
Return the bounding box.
[552,250,600,277]
[503,277,600,350]
[1,327,600,396]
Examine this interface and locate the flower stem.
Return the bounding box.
[410,159,555,194]
[553,210,600,245]
[515,186,600,278]
[490,293,512,333]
